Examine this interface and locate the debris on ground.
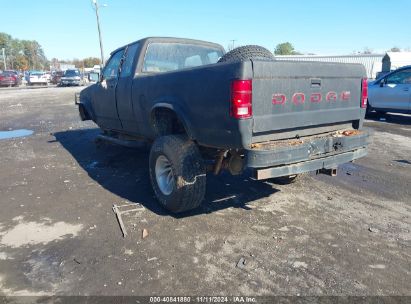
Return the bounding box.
[112,203,145,238]
[369,227,379,233]
[113,204,128,237]
[236,257,246,269]
[142,228,149,239]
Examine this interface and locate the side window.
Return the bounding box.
[120,43,139,78]
[386,70,411,84]
[142,42,224,73]
[207,51,220,64]
[102,50,124,80]
[184,55,202,68]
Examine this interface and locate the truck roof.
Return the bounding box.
[110,37,225,56]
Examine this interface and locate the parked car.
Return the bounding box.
[51,71,64,84]
[0,70,21,87]
[87,72,100,83]
[368,65,411,115]
[60,69,84,86]
[28,71,48,85]
[44,72,51,82]
[76,37,369,213]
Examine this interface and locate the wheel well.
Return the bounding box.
[79,104,90,121]
[151,108,188,137]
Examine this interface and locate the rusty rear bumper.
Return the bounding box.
[246,130,369,180]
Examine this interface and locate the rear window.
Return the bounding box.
[142,42,224,73]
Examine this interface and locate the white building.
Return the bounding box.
[274,54,384,79]
[382,52,411,72]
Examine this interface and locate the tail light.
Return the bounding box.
[230,80,252,119]
[361,78,368,108]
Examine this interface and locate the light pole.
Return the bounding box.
[1,48,6,70]
[92,0,107,67]
[230,40,237,51]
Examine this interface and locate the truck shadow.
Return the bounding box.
[365,112,411,125]
[53,129,278,218]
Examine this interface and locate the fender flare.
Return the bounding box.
[79,99,96,122]
[150,102,195,139]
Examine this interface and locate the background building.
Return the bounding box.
[274,54,384,79]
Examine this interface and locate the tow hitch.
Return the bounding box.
[318,168,337,176]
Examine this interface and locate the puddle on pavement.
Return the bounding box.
[0,129,33,140]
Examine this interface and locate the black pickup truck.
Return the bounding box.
[76,37,369,213]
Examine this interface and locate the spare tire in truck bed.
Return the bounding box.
[218,45,275,63]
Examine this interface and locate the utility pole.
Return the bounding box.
[1,48,6,70]
[230,40,237,51]
[92,0,105,66]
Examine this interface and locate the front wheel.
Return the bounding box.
[149,135,206,213]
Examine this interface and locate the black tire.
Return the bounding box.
[149,135,206,213]
[218,45,275,63]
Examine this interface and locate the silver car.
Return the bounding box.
[368,65,411,115]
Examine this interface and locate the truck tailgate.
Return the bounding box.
[251,61,366,135]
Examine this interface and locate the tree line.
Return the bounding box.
[0,32,48,70]
[273,42,406,56]
[50,57,101,70]
[0,32,100,71]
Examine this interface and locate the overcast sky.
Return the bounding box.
[2,0,410,60]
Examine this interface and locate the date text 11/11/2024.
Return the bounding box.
[149,296,257,303]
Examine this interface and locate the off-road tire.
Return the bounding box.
[218,45,275,63]
[149,135,206,213]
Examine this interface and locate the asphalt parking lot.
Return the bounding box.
[0,86,410,297]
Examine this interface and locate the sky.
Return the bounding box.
[1,0,411,60]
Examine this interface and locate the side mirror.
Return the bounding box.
[380,79,385,87]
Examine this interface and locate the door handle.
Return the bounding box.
[404,88,409,91]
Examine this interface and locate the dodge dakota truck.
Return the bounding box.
[76,37,369,213]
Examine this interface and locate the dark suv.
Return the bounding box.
[60,69,84,86]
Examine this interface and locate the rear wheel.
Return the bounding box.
[149,135,206,213]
